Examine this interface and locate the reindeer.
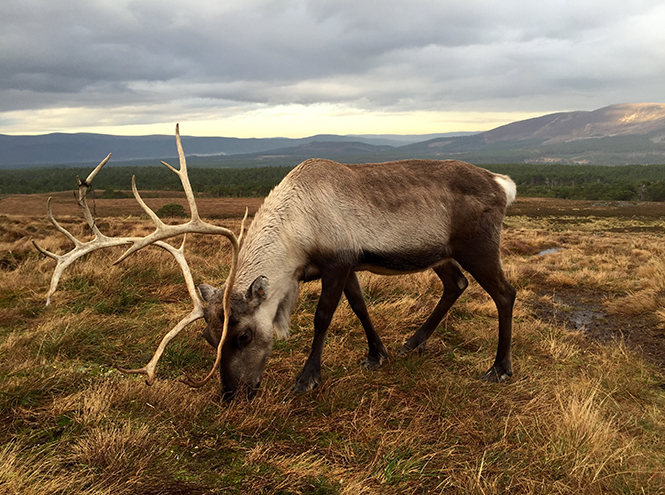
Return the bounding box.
[36,125,516,400]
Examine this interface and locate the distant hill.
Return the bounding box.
[2,104,665,167]
[406,103,665,165]
[0,132,464,168]
[481,103,665,144]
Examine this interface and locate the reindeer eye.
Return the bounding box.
[236,329,253,349]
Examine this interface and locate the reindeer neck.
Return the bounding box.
[234,202,303,295]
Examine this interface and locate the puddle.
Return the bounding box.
[538,247,563,256]
[549,294,606,331]
[567,307,605,330]
[535,292,608,334]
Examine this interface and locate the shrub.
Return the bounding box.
[155,203,187,218]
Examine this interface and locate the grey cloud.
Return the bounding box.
[1,0,665,126]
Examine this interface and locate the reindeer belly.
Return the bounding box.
[357,247,451,275]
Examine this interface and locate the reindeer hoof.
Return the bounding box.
[396,341,426,357]
[480,364,513,383]
[360,351,388,370]
[292,374,320,394]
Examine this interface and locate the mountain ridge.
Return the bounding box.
[480,103,665,144]
[0,132,465,167]
[2,103,665,167]
[401,103,665,165]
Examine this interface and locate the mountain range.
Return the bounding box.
[2,103,665,168]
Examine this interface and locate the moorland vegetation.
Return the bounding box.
[1,196,665,493]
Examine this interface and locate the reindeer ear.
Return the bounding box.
[246,276,269,303]
[198,284,219,302]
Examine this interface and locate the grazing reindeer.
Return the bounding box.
[37,125,516,401]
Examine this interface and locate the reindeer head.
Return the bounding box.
[198,276,273,400]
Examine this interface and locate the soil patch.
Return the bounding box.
[534,288,665,367]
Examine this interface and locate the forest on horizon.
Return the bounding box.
[1,163,665,203]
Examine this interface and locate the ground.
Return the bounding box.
[1,191,665,494]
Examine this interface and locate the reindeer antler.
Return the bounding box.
[35,125,244,386]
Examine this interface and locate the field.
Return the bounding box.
[1,193,665,494]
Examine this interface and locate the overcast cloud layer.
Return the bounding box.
[2,0,665,136]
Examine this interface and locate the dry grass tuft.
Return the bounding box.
[69,422,160,476]
[0,444,103,495]
[550,381,622,481]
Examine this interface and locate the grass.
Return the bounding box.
[1,199,665,494]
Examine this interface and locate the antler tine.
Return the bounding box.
[35,238,132,306]
[157,124,198,221]
[84,153,112,185]
[117,307,204,385]
[116,237,206,385]
[77,153,112,238]
[44,196,82,247]
[173,123,200,221]
[238,207,249,249]
[130,175,166,228]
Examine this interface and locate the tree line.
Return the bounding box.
[0,166,292,197]
[1,163,665,202]
[484,163,665,202]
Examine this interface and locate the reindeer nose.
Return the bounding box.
[248,379,261,399]
[222,385,236,402]
[221,380,261,402]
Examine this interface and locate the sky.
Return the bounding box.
[1,0,664,138]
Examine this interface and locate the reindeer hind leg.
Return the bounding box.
[455,248,515,382]
[398,259,468,356]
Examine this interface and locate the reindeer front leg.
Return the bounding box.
[293,266,351,393]
[343,272,388,370]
